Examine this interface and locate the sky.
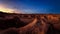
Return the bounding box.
[0,0,60,14]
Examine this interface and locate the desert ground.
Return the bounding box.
[0,12,60,34]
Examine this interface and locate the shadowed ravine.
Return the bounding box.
[0,12,60,34]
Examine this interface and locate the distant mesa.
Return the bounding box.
[0,11,11,14]
[0,11,22,15]
[0,11,3,12]
[0,11,12,13]
[0,11,14,14]
[0,11,7,13]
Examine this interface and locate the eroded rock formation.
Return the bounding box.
[0,12,60,34]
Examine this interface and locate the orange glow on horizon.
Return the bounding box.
[0,4,22,13]
[0,4,15,13]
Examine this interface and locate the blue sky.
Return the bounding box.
[0,0,60,14]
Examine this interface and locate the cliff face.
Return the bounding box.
[0,12,60,34]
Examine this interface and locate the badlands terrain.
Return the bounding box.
[0,12,60,34]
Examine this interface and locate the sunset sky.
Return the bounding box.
[0,0,60,14]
